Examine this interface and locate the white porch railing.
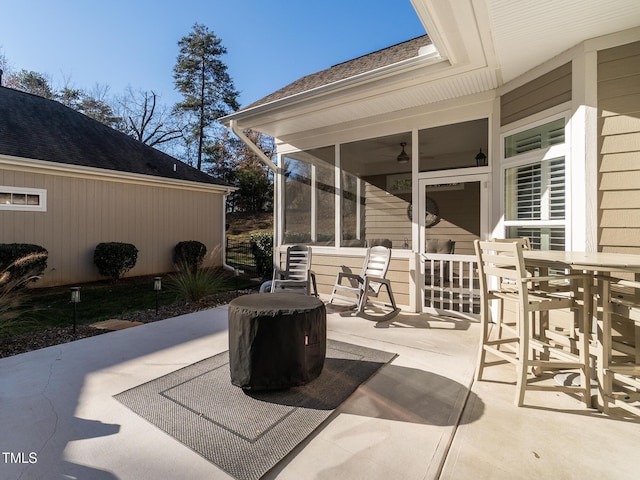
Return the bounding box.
[420,253,480,318]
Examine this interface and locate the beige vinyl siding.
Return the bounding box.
[598,41,640,254]
[364,182,411,248]
[0,167,224,287]
[501,63,572,126]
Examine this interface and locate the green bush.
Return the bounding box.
[93,242,138,280]
[173,241,207,271]
[0,244,48,287]
[250,232,273,280]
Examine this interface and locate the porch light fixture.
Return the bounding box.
[397,143,410,163]
[70,287,80,335]
[154,277,162,315]
[475,148,487,167]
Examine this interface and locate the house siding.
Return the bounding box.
[598,41,640,254]
[0,167,224,286]
[500,63,572,126]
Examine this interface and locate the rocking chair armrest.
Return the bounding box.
[273,267,288,281]
[335,271,363,284]
[364,275,390,286]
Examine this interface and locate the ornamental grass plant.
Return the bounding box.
[0,252,48,334]
[167,249,227,304]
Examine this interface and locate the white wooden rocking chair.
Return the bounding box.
[329,245,399,320]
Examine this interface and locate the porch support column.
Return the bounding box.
[335,145,341,248]
[311,164,317,243]
[410,128,420,312]
[571,49,599,252]
[275,154,284,248]
[356,177,362,240]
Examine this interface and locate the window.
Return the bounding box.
[504,118,565,157]
[503,119,566,250]
[0,187,47,212]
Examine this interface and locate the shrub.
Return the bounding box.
[93,242,138,280]
[173,241,207,271]
[250,232,273,280]
[0,244,48,288]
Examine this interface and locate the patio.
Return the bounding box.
[1,301,639,479]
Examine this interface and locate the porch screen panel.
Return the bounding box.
[283,157,312,243]
[418,119,488,172]
[315,150,335,245]
[282,146,335,245]
[341,171,364,246]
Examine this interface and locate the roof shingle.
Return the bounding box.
[0,86,228,186]
[244,34,431,110]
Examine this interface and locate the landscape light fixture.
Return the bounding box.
[475,148,487,167]
[70,287,80,335]
[397,142,410,163]
[154,277,162,315]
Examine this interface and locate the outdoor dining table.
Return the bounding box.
[522,250,640,409]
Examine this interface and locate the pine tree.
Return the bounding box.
[173,23,239,170]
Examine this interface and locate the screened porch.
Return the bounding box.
[275,116,569,315]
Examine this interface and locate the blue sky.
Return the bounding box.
[0,0,426,109]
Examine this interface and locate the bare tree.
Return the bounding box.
[117,87,183,147]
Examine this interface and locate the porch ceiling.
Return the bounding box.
[484,0,640,83]
[223,0,640,142]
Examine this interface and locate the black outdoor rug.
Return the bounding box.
[114,339,396,480]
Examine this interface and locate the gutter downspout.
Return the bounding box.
[229,119,277,172]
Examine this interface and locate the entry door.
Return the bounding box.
[417,173,488,315]
[418,173,488,255]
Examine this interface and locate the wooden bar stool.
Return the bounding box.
[600,278,640,416]
[474,240,591,407]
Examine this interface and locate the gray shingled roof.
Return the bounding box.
[0,86,228,186]
[244,35,431,110]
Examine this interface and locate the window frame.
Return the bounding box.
[500,112,571,250]
[0,186,47,212]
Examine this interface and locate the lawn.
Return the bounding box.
[2,212,271,340]
[226,211,272,242]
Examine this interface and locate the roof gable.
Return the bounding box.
[0,86,227,186]
[245,35,432,110]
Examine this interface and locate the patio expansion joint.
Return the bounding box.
[32,347,64,468]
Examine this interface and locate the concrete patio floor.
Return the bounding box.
[1,300,639,480]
